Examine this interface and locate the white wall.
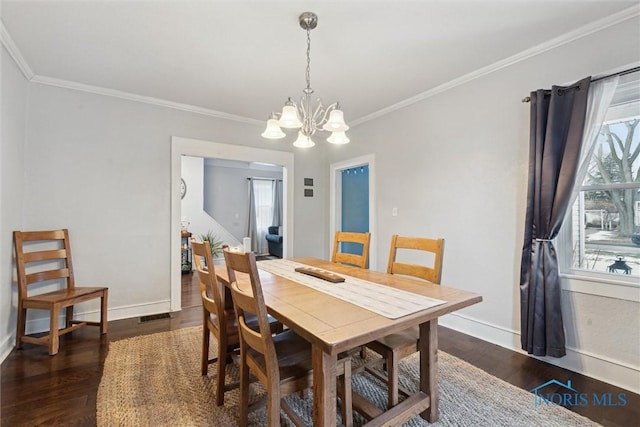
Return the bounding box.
[1,46,28,361]
[327,17,640,392]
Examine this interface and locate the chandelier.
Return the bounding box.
[261,12,350,148]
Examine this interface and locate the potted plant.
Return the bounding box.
[200,231,225,258]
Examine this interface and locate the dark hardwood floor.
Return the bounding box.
[1,272,637,426]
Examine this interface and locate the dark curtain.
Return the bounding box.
[520,77,591,358]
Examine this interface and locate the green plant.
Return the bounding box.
[199,231,224,257]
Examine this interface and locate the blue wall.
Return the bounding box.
[341,165,369,255]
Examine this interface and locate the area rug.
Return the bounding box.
[97,327,600,426]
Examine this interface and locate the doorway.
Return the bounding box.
[171,136,294,311]
[330,154,376,270]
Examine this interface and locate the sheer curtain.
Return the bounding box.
[272,179,283,228]
[570,76,619,205]
[247,179,274,255]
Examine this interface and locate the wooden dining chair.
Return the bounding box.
[191,239,241,406]
[363,235,444,408]
[13,229,108,356]
[224,248,353,427]
[331,231,371,269]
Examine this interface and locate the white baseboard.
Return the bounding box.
[440,312,640,394]
[0,300,172,364]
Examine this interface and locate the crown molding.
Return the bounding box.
[351,4,640,127]
[0,20,34,80]
[29,75,263,125]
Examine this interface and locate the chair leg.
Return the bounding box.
[65,306,74,329]
[267,384,281,427]
[238,350,250,427]
[387,350,399,408]
[49,304,60,356]
[100,290,108,334]
[201,323,210,376]
[16,303,26,349]
[215,337,228,406]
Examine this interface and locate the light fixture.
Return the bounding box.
[262,12,350,147]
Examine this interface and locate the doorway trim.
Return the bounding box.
[171,136,294,311]
[330,154,377,270]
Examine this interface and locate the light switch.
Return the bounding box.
[392,207,398,217]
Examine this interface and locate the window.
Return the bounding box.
[561,72,640,280]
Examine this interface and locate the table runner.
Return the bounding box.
[257,259,445,319]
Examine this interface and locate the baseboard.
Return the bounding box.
[440,312,640,394]
[0,333,14,365]
[0,300,171,364]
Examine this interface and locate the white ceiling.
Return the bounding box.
[1,1,638,125]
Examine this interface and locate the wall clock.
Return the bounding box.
[180,178,187,199]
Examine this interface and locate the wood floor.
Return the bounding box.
[1,272,637,426]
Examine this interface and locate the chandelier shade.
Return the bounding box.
[261,114,286,139]
[262,12,350,148]
[293,131,316,148]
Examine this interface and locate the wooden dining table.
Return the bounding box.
[215,257,482,426]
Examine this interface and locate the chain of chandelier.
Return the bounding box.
[261,12,350,148]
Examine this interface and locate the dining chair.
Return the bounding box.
[331,231,371,269]
[224,248,353,427]
[363,234,444,408]
[13,229,108,356]
[192,239,283,407]
[191,239,240,406]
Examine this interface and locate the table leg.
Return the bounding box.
[419,319,438,422]
[312,345,336,427]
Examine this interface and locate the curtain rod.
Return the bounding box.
[521,66,640,103]
[247,177,282,181]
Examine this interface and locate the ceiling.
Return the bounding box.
[2,1,638,126]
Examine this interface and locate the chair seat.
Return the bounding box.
[23,287,107,305]
[265,234,283,244]
[371,326,419,350]
[248,329,313,381]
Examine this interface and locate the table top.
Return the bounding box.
[215,257,482,355]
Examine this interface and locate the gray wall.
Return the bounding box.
[203,159,283,242]
[326,17,640,392]
[1,46,28,360]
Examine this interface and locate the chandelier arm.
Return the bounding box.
[315,102,338,128]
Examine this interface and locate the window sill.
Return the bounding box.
[560,271,640,302]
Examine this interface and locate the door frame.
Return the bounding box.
[330,154,377,270]
[171,136,294,311]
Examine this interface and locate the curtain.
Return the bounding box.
[272,179,283,227]
[247,179,274,255]
[519,77,591,358]
[571,77,619,204]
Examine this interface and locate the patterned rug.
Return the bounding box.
[97,327,600,426]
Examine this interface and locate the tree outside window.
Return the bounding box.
[569,90,640,278]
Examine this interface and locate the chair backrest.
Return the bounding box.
[191,239,230,318]
[13,229,75,299]
[387,235,444,284]
[331,231,371,269]
[223,249,278,378]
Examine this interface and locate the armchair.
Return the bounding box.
[265,226,283,258]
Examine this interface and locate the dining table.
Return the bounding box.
[215,256,482,426]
